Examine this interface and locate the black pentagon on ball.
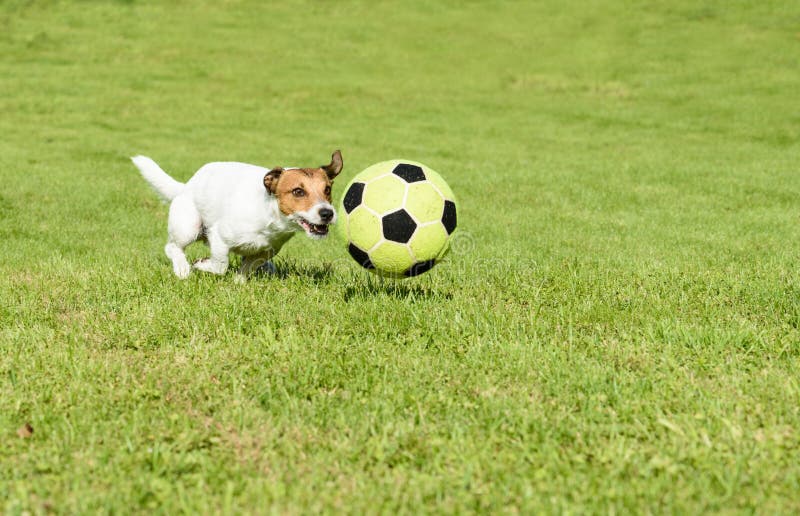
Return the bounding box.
[392,163,426,183]
[441,200,457,234]
[342,182,365,214]
[348,243,375,269]
[405,259,436,277]
[382,209,417,243]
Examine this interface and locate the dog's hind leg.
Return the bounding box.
[193,227,230,275]
[165,194,201,279]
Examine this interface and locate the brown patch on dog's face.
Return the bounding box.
[263,151,343,217]
[272,168,333,216]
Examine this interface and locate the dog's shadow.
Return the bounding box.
[251,259,335,284]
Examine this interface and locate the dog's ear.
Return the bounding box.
[322,150,343,180]
[263,167,284,194]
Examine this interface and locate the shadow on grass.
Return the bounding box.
[343,279,452,302]
[249,259,335,284]
[231,258,449,302]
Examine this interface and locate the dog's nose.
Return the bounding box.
[319,207,334,222]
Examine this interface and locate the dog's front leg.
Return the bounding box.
[193,229,230,275]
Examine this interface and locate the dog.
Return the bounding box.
[131,150,342,279]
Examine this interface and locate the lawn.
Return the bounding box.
[1,0,799,513]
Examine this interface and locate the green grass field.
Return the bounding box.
[2,0,800,513]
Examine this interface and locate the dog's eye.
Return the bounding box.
[324,186,331,196]
[292,188,306,197]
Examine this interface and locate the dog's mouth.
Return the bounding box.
[297,218,329,237]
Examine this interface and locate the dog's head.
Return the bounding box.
[263,150,343,239]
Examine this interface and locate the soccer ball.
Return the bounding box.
[339,160,457,278]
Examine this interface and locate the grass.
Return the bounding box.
[1,0,800,512]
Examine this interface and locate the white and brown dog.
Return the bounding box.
[132,150,342,279]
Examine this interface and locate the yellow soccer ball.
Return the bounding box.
[339,160,457,278]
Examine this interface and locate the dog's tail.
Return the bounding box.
[131,156,185,201]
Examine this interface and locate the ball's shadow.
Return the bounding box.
[343,277,451,302]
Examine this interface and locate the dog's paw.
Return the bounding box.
[193,258,213,272]
[173,262,191,279]
[194,259,227,275]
